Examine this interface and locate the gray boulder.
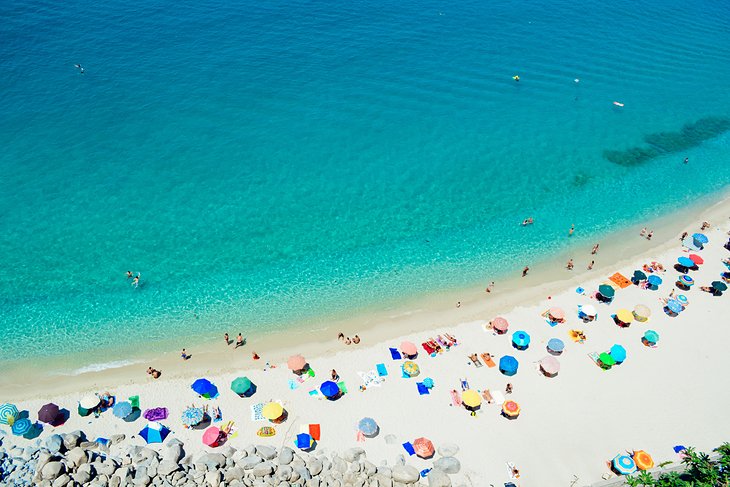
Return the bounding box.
[433,457,460,474]
[52,473,71,487]
[437,443,459,457]
[363,461,377,476]
[196,452,226,469]
[343,447,366,463]
[277,447,294,465]
[45,435,64,455]
[255,445,277,461]
[224,466,245,482]
[221,446,236,458]
[252,461,274,477]
[307,456,323,476]
[62,432,81,450]
[41,461,65,480]
[392,465,419,483]
[427,469,452,487]
[204,470,222,487]
[238,455,263,470]
[162,443,183,463]
[157,460,180,476]
[66,446,89,469]
[332,455,347,473]
[384,434,398,445]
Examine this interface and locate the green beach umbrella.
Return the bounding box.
[598,352,616,367]
[711,281,727,292]
[231,377,252,396]
[598,284,615,298]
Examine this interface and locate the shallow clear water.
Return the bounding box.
[1,0,730,363]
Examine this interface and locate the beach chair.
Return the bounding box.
[376,363,388,377]
[309,424,321,441]
[449,390,462,406]
[481,389,493,404]
[129,396,140,410]
[402,442,416,456]
[469,355,483,368]
[337,381,348,394]
[416,382,429,395]
[480,353,496,368]
[389,348,402,360]
[460,378,470,391]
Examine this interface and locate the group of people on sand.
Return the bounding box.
[639,227,654,240]
[565,243,599,271]
[223,332,246,349]
[337,333,361,345]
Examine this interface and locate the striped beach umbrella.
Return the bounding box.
[666,299,683,314]
[502,400,521,418]
[181,407,204,426]
[676,294,689,306]
[633,450,654,470]
[402,361,420,377]
[358,417,378,437]
[679,274,694,286]
[0,404,19,425]
[612,454,637,475]
[139,422,170,444]
[11,418,32,436]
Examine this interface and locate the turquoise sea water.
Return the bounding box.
[2,0,730,364]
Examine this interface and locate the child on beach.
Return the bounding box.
[181,349,190,360]
[647,230,653,240]
[566,259,574,270]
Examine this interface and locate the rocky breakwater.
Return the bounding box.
[0,429,465,486]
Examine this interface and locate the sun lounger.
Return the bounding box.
[337,381,348,394]
[481,389,493,403]
[417,382,429,395]
[469,355,483,368]
[480,353,496,367]
[491,390,505,404]
[449,390,462,406]
[389,348,402,360]
[376,363,388,376]
[460,378,469,391]
[309,424,321,441]
[402,442,416,456]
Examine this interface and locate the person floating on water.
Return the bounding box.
[74,64,84,74]
[684,157,689,164]
[126,271,133,279]
[512,75,520,82]
[521,217,533,226]
[132,272,141,288]
[569,224,575,236]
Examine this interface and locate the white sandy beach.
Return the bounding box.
[3,204,730,486]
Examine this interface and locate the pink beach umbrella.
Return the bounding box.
[413,437,435,458]
[549,307,566,321]
[287,354,307,372]
[202,426,222,447]
[492,317,509,334]
[539,356,560,377]
[400,341,417,356]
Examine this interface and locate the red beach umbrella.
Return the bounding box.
[202,426,222,447]
[688,254,703,265]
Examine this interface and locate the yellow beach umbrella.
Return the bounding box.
[262,402,284,421]
[402,361,420,377]
[615,309,634,324]
[461,390,481,408]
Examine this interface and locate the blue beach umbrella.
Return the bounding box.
[647,275,662,286]
[0,404,19,425]
[181,407,204,426]
[499,355,519,376]
[677,256,695,268]
[511,331,530,350]
[139,422,170,444]
[692,233,708,244]
[547,338,565,353]
[358,417,379,437]
[712,281,728,292]
[676,295,689,306]
[191,378,218,399]
[296,433,313,449]
[422,377,434,389]
[643,330,660,344]
[598,284,615,298]
[11,418,32,436]
[612,454,637,475]
[113,401,133,419]
[320,381,340,399]
[666,299,683,314]
[610,344,627,364]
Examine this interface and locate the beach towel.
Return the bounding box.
[129,396,140,409]
[481,389,493,403]
[491,390,505,404]
[609,272,632,289]
[337,381,348,394]
[480,353,496,368]
[288,379,300,390]
[308,389,319,397]
[401,367,410,379]
[389,348,402,360]
[356,430,365,442]
[422,342,436,356]
[469,355,483,367]
[307,368,316,378]
[449,390,462,407]
[95,437,109,446]
[309,423,321,441]
[376,363,388,377]
[250,403,265,422]
[402,442,416,456]
[587,352,601,368]
[420,468,432,478]
[416,383,429,395]
[358,371,383,388]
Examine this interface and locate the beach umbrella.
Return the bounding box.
[547,338,564,354]
[633,304,651,321]
[402,361,420,377]
[598,352,616,368]
[231,377,253,396]
[539,356,560,376]
[647,275,662,286]
[262,402,284,421]
[191,378,218,399]
[643,330,660,345]
[296,433,313,450]
[422,377,434,388]
[677,256,695,268]
[0,404,19,425]
[202,426,221,447]
[38,403,60,424]
[610,344,627,364]
[11,418,32,436]
[615,309,634,324]
[181,407,204,426]
[492,317,509,333]
[499,355,519,376]
[548,307,565,320]
[679,275,694,286]
[666,299,683,314]
[79,395,100,410]
[676,295,689,306]
[112,401,133,419]
[320,381,340,399]
[633,270,647,281]
[692,233,708,244]
[287,355,307,372]
[581,304,597,317]
[358,417,378,437]
[598,284,615,298]
[413,437,435,458]
[139,422,170,444]
[633,450,654,470]
[400,341,417,356]
[689,254,704,265]
[511,331,530,349]
[461,390,482,409]
[502,400,521,418]
[712,281,728,292]
[612,454,637,475]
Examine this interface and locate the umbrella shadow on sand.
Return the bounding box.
[124,409,142,423]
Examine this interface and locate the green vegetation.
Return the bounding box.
[603,117,730,167]
[625,443,730,486]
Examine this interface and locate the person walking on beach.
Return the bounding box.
[224,333,229,346]
[591,243,599,255]
[235,333,244,348]
[566,259,574,270]
[587,260,594,270]
[486,281,495,293]
[522,266,529,277]
[569,224,574,236]
[647,230,653,240]
[640,227,647,237]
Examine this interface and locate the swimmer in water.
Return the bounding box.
[512,75,520,82]
[74,64,85,74]
[127,271,133,279]
[132,272,141,287]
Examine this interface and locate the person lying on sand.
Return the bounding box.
[147,367,161,379]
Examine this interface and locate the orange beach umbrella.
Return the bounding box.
[413,437,435,458]
[502,400,521,417]
[633,450,654,470]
